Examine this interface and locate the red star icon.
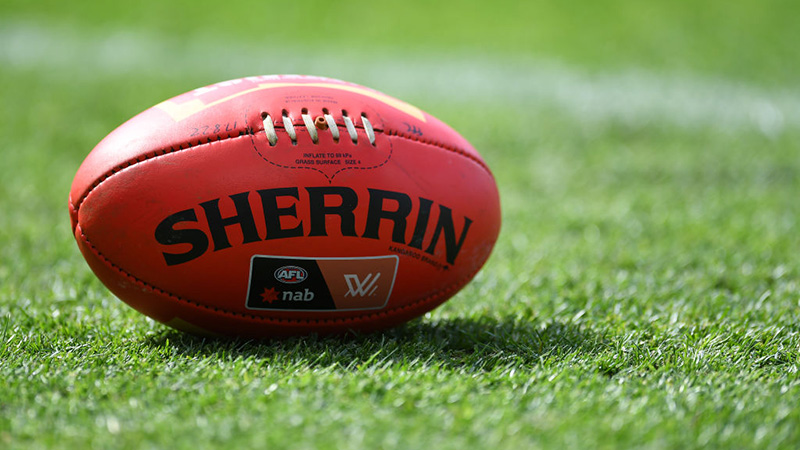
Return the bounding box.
[260,287,279,304]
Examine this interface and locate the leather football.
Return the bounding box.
[69,75,501,338]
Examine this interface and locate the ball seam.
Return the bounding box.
[78,226,480,327]
[72,130,253,215]
[384,129,493,176]
[72,127,490,216]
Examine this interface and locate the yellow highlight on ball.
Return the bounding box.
[156,82,427,122]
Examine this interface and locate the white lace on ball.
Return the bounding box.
[262,110,375,146]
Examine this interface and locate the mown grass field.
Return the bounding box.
[1,1,799,449]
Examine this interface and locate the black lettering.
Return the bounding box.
[155,187,473,266]
[257,187,304,240]
[424,205,473,264]
[154,209,209,266]
[362,188,412,243]
[306,187,358,237]
[200,192,260,251]
[408,197,434,249]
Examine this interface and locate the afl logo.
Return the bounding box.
[274,266,308,284]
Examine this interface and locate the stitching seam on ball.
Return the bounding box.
[73,131,253,214]
[73,127,491,217]
[385,129,493,176]
[79,227,479,327]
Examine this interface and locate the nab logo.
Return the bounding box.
[274,265,308,284]
[344,273,381,298]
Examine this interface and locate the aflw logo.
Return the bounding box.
[343,273,381,297]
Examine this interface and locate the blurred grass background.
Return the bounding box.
[4,0,800,85]
[1,1,799,449]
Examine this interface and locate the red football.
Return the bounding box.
[69,75,501,338]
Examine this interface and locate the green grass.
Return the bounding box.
[2,1,800,449]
